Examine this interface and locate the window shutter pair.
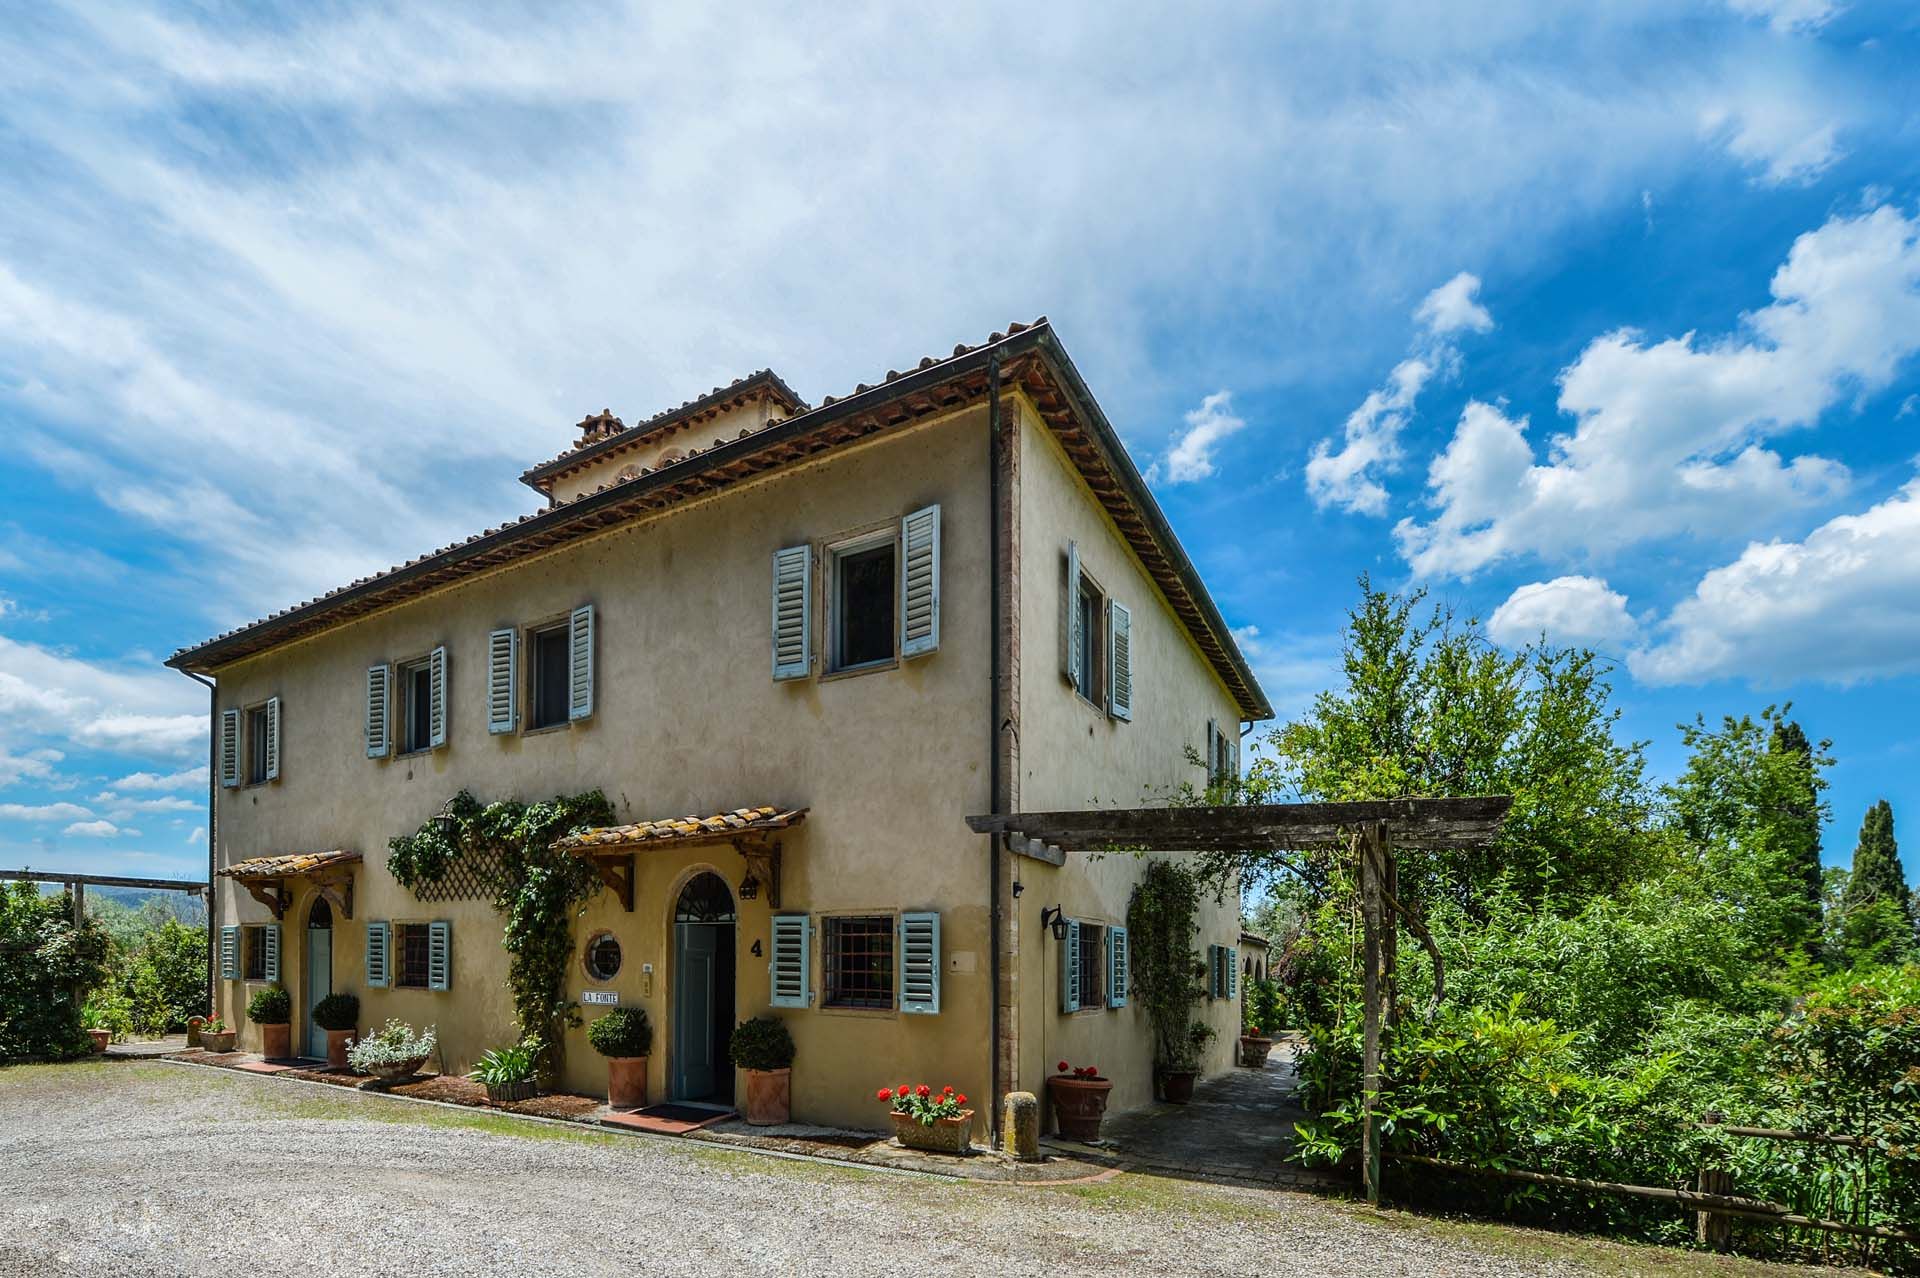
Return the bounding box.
[262,923,281,982]
[898,911,941,1015]
[1108,925,1129,1008]
[1059,918,1082,1013]
[898,505,941,659]
[219,710,241,788]
[1206,719,1238,786]
[769,914,811,1007]
[220,925,239,979]
[366,921,391,988]
[428,920,452,991]
[263,697,281,782]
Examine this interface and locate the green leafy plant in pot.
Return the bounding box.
[587,1008,652,1110]
[246,985,293,1060]
[728,1016,795,1126]
[1240,978,1279,1067]
[311,992,360,1068]
[470,1036,543,1104]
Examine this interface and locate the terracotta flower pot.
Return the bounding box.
[1238,1035,1273,1068]
[743,1067,790,1126]
[606,1056,648,1110]
[260,1022,292,1060]
[1161,1069,1197,1104]
[1046,1075,1113,1141]
[325,1028,355,1069]
[86,1028,110,1053]
[202,1029,236,1053]
[890,1109,974,1154]
[362,1054,429,1081]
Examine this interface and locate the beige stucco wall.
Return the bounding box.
[1010,398,1249,1118]
[547,398,788,505]
[210,404,994,1130]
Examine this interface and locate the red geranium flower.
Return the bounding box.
[877,1088,892,1101]
[916,1084,932,1098]
[1057,1060,1069,1072]
[956,1094,967,1104]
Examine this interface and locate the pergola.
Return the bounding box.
[967,796,1512,1204]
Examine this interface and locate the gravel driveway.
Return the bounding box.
[0,1061,1758,1278]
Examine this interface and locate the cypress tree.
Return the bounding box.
[1767,719,1826,960]
[1843,800,1912,916]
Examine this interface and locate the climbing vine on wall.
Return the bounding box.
[388,789,615,1078]
[1126,858,1204,1071]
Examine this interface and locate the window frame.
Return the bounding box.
[1075,920,1108,1011]
[242,924,270,982]
[243,702,273,787]
[523,616,574,733]
[393,920,434,990]
[582,930,623,984]
[1071,570,1109,710]
[820,912,897,1012]
[824,526,900,677]
[395,654,436,756]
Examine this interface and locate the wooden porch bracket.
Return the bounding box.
[589,853,636,912]
[239,877,289,921]
[308,867,355,920]
[737,837,782,908]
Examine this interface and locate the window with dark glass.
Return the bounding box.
[823,915,894,1009]
[395,922,432,989]
[585,932,623,982]
[401,660,434,754]
[1077,922,1106,1009]
[830,540,896,672]
[1072,576,1102,704]
[243,926,269,980]
[529,623,571,729]
[246,706,271,784]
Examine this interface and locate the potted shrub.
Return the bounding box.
[311,992,360,1068]
[1240,978,1278,1067]
[1161,1021,1216,1103]
[469,1037,542,1104]
[247,986,293,1059]
[80,1005,111,1054]
[200,1012,235,1053]
[586,1007,652,1110]
[879,1083,974,1153]
[728,1017,795,1126]
[1046,1061,1112,1141]
[347,1018,436,1081]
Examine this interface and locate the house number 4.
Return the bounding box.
[750,939,763,957]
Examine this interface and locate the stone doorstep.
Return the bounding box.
[599,1108,733,1136]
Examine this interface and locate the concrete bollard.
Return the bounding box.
[1001,1091,1041,1161]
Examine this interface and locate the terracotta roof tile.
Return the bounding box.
[553,806,806,854]
[219,849,362,880]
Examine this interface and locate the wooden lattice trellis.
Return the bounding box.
[405,845,509,903]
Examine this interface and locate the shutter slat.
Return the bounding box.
[220,925,239,979]
[486,629,518,734]
[365,921,390,988]
[263,922,281,982]
[1108,925,1129,1008]
[899,505,941,659]
[220,710,241,788]
[771,545,812,680]
[366,664,391,758]
[769,914,810,1007]
[568,604,595,721]
[428,646,448,749]
[1060,918,1081,1013]
[1063,542,1082,687]
[428,920,451,991]
[899,911,941,1014]
[1107,600,1132,721]
[263,697,281,782]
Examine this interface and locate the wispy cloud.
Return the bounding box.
[1155,392,1248,485]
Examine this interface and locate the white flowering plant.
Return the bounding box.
[346,1018,437,1073]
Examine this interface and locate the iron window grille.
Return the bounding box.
[395,922,433,989]
[1077,922,1106,1009]
[243,926,269,981]
[823,915,894,1010]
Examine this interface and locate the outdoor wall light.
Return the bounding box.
[1040,905,1070,942]
[429,799,461,839]
[1011,880,1024,898]
[738,872,760,901]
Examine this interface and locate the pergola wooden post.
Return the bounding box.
[966,796,1509,1208]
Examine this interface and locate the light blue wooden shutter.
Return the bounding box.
[899,912,941,1014]
[219,710,241,788]
[1205,943,1220,998]
[1108,925,1129,1008]
[568,604,595,721]
[769,914,810,1007]
[899,505,941,659]
[365,921,390,988]
[263,922,281,982]
[1063,541,1083,686]
[1059,918,1081,1013]
[428,645,448,749]
[428,920,452,991]
[771,545,812,680]
[1107,601,1132,721]
[1227,946,1238,1000]
[486,628,518,734]
[220,925,239,979]
[263,696,281,782]
[366,664,391,758]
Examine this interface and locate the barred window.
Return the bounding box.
[1077,922,1106,1009]
[823,915,893,1010]
[243,926,269,981]
[396,923,432,989]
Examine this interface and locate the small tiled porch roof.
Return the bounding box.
[554,806,805,911]
[217,850,361,920]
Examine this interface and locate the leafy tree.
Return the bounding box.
[0,883,112,1059]
[1845,801,1912,912]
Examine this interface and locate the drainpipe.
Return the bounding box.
[180,669,217,1019]
[986,353,1004,1137]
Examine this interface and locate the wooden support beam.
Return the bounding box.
[588,853,636,912]
[239,877,288,920]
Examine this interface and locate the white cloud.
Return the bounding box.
[1398,206,1920,578]
[0,746,63,788]
[0,801,93,822]
[63,819,131,838]
[0,634,204,764]
[1307,272,1491,515]
[185,826,205,846]
[1632,474,1920,686]
[1157,391,1248,485]
[1488,576,1639,649]
[92,791,199,818]
[1724,0,1842,33]
[110,766,208,792]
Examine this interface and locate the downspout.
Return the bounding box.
[986,353,1004,1137]
[181,670,217,1019]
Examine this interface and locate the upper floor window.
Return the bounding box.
[770,505,940,683]
[1062,541,1134,722]
[400,659,435,754]
[830,535,897,672]
[1071,572,1104,704]
[223,697,281,787]
[246,705,272,784]
[529,621,573,729]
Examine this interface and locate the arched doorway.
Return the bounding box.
[304,897,334,1059]
[671,871,736,1104]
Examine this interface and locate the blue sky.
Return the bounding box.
[0,2,1916,883]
